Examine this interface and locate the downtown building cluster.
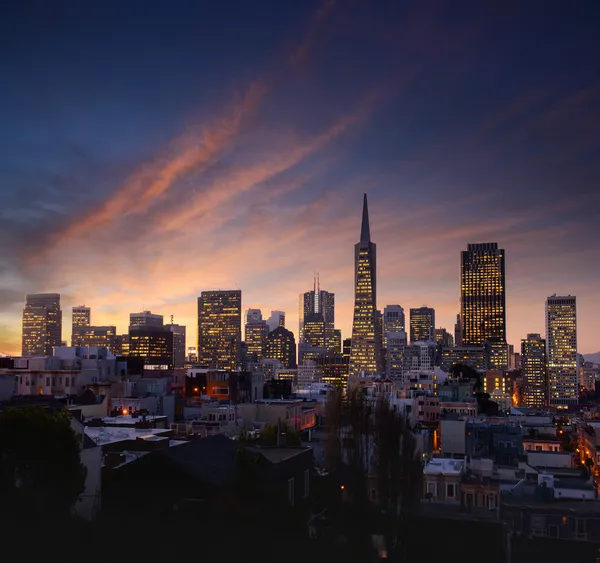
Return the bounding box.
[15,194,590,408]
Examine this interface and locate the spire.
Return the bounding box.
[360,192,371,243]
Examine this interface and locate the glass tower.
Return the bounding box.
[349,193,381,375]
[546,295,577,407]
[409,306,435,343]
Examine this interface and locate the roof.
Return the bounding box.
[157,434,242,488]
[85,426,171,446]
[424,458,464,476]
[248,446,312,464]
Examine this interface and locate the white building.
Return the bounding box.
[546,295,578,408]
[266,310,285,332]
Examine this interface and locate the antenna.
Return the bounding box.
[170,314,174,324]
[317,272,320,293]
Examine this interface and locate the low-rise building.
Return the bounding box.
[423,458,465,503]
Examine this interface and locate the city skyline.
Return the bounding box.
[1,2,599,355]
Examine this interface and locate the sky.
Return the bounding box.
[0,0,599,356]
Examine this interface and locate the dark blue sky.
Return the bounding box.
[0,0,599,353]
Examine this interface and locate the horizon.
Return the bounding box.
[1,1,598,355]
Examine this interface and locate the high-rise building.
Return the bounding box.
[386,331,407,381]
[460,243,506,347]
[130,311,164,327]
[166,323,186,368]
[22,293,62,356]
[72,326,117,349]
[198,290,242,370]
[521,333,547,408]
[265,326,296,368]
[434,328,454,348]
[72,306,90,330]
[129,326,173,369]
[112,334,130,356]
[299,277,335,350]
[245,308,268,362]
[454,314,462,347]
[410,307,435,343]
[546,295,578,407]
[383,305,405,347]
[349,194,381,375]
[266,310,285,332]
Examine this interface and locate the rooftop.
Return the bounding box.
[248,446,312,464]
[85,426,171,446]
[424,458,464,476]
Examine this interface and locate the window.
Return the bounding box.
[446,484,455,498]
[304,470,310,498]
[288,478,295,506]
[426,482,437,497]
[46,378,50,386]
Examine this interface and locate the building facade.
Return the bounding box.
[266,310,285,333]
[265,326,296,368]
[299,278,335,355]
[72,306,91,330]
[22,293,62,356]
[410,307,435,343]
[349,194,381,375]
[244,309,268,363]
[521,333,547,408]
[383,305,405,347]
[460,243,507,368]
[166,323,186,368]
[197,290,242,371]
[546,295,578,407]
[72,325,117,350]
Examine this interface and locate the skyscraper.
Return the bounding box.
[266,310,285,332]
[128,311,174,368]
[244,308,268,362]
[349,194,381,375]
[410,307,435,343]
[546,295,578,407]
[72,306,91,330]
[460,243,506,345]
[166,323,186,368]
[383,305,405,347]
[22,293,62,356]
[73,325,117,349]
[265,326,297,368]
[299,276,336,356]
[521,333,547,408]
[130,311,164,327]
[454,314,462,347]
[197,290,242,370]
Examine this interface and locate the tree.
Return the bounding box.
[0,407,86,519]
[259,421,301,447]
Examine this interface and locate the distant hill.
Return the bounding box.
[583,352,600,364]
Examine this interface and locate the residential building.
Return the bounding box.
[410,306,435,343]
[546,295,577,407]
[197,290,242,371]
[423,458,464,503]
[265,326,296,368]
[460,243,507,358]
[349,194,381,375]
[22,293,62,356]
[521,333,547,408]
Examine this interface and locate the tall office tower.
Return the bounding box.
[460,243,506,345]
[265,326,297,368]
[383,305,405,347]
[266,310,285,332]
[329,329,342,355]
[22,293,62,356]
[72,306,90,330]
[112,334,130,356]
[386,331,407,381]
[130,311,164,327]
[198,290,242,370]
[342,338,352,361]
[299,277,334,344]
[434,328,454,348]
[129,326,173,369]
[166,323,186,368]
[546,295,578,407]
[454,314,462,347]
[245,308,268,362]
[409,307,435,343]
[521,333,547,408]
[349,194,381,375]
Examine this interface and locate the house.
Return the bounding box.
[423,458,465,503]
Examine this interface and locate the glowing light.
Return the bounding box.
[194,387,199,392]
[121,409,127,415]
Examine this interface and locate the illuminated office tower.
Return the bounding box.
[521,333,547,408]
[265,326,297,368]
[22,293,62,356]
[349,194,381,375]
[383,305,405,347]
[166,323,186,368]
[130,310,164,327]
[129,326,173,369]
[546,295,578,407]
[73,326,117,349]
[460,243,506,344]
[410,306,435,343]
[299,277,334,344]
[198,290,242,370]
[245,308,268,362]
[72,306,90,330]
